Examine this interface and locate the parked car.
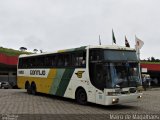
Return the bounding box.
[0,82,11,89]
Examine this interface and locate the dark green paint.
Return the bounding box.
[55,68,75,96]
[49,69,65,95]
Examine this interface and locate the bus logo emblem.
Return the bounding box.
[75,71,85,78]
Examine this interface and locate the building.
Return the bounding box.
[0,47,30,88]
[141,62,160,86]
[0,53,18,87]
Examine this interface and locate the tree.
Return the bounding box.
[155,59,160,62]
[33,49,38,53]
[40,49,43,53]
[19,47,27,51]
[146,57,160,62]
[151,57,155,62]
[147,57,151,62]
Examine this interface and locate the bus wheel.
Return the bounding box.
[76,88,87,105]
[26,83,31,94]
[31,83,37,95]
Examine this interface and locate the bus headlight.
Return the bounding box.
[112,98,119,104]
[137,95,142,99]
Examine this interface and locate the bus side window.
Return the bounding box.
[90,50,96,61]
[89,50,102,61]
[18,59,23,68]
[25,58,30,68]
[41,57,45,67]
[57,54,64,67]
[71,53,79,67]
[22,59,26,68]
[44,55,59,68]
[71,51,86,67]
[64,54,70,67]
[35,56,45,68]
[45,56,50,67]
[30,57,36,68]
[79,51,86,67]
[51,55,57,67]
[82,51,86,67]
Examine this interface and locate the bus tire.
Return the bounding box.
[25,82,31,94]
[75,88,87,105]
[31,82,37,95]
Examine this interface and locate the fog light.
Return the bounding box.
[137,95,142,99]
[112,98,119,104]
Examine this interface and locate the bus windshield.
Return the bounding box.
[89,49,141,90]
[107,62,141,88]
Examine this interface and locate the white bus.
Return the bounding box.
[17,45,142,105]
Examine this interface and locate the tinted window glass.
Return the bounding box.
[18,50,86,68]
[89,49,103,61]
[71,51,86,67]
[104,50,138,61]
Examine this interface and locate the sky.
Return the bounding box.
[0,0,160,59]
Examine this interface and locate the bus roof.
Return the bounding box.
[19,46,87,58]
[87,45,135,51]
[19,45,136,58]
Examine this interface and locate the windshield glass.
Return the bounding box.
[89,49,141,90]
[109,62,141,88]
[89,62,141,90]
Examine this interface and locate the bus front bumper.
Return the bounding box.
[105,93,143,105]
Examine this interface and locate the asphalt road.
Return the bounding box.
[0,88,159,120]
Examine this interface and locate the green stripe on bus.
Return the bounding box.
[49,69,65,95]
[55,68,75,96]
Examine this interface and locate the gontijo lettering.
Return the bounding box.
[30,70,46,75]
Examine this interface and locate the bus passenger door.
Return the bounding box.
[95,64,105,105]
[89,63,105,104]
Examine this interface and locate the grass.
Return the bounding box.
[140,61,160,64]
[0,47,32,56]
